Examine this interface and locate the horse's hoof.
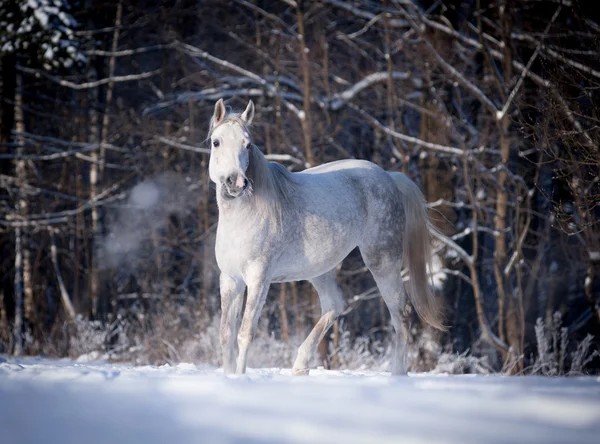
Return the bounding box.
[292,368,310,376]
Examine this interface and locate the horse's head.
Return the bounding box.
[208,98,255,200]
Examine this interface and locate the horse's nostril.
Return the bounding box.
[226,175,234,186]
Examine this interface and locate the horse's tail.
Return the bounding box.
[388,172,446,331]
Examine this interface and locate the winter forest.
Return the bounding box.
[0,0,599,376]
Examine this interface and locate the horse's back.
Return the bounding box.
[296,159,400,207]
[298,159,382,176]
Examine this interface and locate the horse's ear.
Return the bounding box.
[212,99,226,127]
[241,100,255,125]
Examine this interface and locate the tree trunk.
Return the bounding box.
[0,289,9,351]
[12,227,24,355]
[99,0,123,179]
[495,0,523,373]
[0,55,15,352]
[295,3,314,166]
[383,0,405,172]
[12,70,32,355]
[88,71,100,318]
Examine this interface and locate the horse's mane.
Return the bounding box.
[209,111,297,222]
[247,143,297,222]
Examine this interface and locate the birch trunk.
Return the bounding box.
[12,71,32,355]
[88,74,100,318]
[495,0,523,373]
[295,3,314,166]
[99,0,123,179]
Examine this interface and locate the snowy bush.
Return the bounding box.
[533,312,599,376]
[69,314,107,357]
[180,318,308,369]
[0,0,85,70]
[431,351,493,374]
[62,296,495,375]
[331,321,391,372]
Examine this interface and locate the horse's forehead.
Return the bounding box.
[213,121,249,141]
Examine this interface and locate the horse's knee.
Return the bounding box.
[220,272,240,294]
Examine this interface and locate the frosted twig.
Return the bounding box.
[324,0,409,28]
[177,41,304,119]
[329,71,410,111]
[156,137,211,154]
[86,43,174,57]
[18,65,161,90]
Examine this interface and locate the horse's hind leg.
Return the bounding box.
[360,248,411,375]
[292,269,345,376]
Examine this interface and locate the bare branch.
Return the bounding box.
[176,41,305,119]
[0,216,68,228]
[329,71,410,111]
[411,10,596,148]
[86,43,174,57]
[0,143,100,160]
[18,65,161,90]
[349,103,466,156]
[420,37,499,115]
[399,4,499,115]
[232,0,293,34]
[324,0,409,28]
[144,87,303,115]
[518,34,600,79]
[156,136,211,154]
[147,70,411,116]
[3,177,129,225]
[430,228,473,266]
[496,6,562,121]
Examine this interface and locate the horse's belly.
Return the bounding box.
[271,227,358,282]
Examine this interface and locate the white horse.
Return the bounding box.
[208,99,443,376]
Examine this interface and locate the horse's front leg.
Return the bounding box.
[219,273,245,374]
[236,266,270,375]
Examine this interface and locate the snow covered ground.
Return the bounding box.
[1,357,600,444]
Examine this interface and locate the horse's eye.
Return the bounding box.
[213,139,220,148]
[246,143,251,150]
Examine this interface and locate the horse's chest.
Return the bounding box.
[214,222,269,277]
[215,232,247,276]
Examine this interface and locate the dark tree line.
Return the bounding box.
[0,0,598,374]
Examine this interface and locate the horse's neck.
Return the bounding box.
[216,185,273,223]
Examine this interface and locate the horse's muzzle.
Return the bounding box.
[223,174,249,199]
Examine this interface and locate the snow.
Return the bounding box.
[33,8,49,27]
[1,357,600,444]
